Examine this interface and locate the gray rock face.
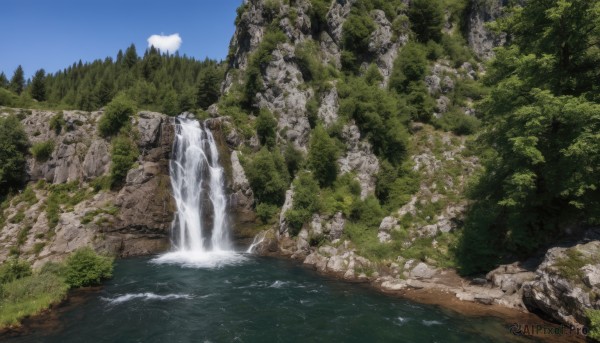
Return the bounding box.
[0,109,175,266]
[325,212,345,240]
[230,151,254,214]
[410,262,438,279]
[317,86,339,128]
[257,43,312,150]
[523,241,600,328]
[467,0,507,59]
[338,123,380,199]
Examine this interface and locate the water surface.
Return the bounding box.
[4,255,530,343]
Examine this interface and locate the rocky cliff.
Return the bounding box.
[0,108,175,267]
[216,0,599,332]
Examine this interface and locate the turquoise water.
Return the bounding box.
[4,255,526,342]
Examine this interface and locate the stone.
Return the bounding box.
[582,264,600,288]
[326,212,345,240]
[410,262,437,279]
[137,111,163,148]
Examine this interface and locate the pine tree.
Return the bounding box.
[9,65,25,95]
[196,65,222,109]
[0,72,8,89]
[30,69,47,101]
[123,44,138,69]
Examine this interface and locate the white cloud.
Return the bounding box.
[147,33,182,54]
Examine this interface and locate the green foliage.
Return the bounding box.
[0,272,68,328]
[245,147,290,206]
[389,42,429,93]
[364,64,383,86]
[0,115,29,195]
[588,309,600,341]
[433,110,480,136]
[49,112,65,134]
[29,69,47,101]
[306,98,319,129]
[308,124,339,187]
[0,88,19,107]
[342,14,376,53]
[98,94,136,137]
[9,65,25,95]
[349,196,384,227]
[308,0,330,32]
[64,247,113,288]
[243,30,287,108]
[319,173,362,217]
[256,203,279,224]
[458,0,600,273]
[196,64,224,109]
[440,34,475,67]
[30,140,54,161]
[0,259,32,284]
[408,0,444,43]
[256,109,277,148]
[284,143,304,178]
[339,77,410,164]
[286,172,320,235]
[110,134,139,187]
[44,181,93,229]
[554,249,600,282]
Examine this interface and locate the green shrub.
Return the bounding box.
[9,210,25,224]
[64,247,113,288]
[408,0,444,43]
[30,140,54,161]
[256,109,277,148]
[308,0,330,32]
[587,309,600,341]
[389,42,429,93]
[0,259,32,284]
[284,143,304,178]
[286,172,320,235]
[245,147,290,206]
[433,110,480,136]
[97,94,136,137]
[49,112,65,134]
[308,124,339,187]
[365,64,384,86]
[0,115,29,195]
[0,88,19,107]
[306,98,319,129]
[342,14,376,54]
[110,134,139,187]
[256,203,279,224]
[349,196,384,227]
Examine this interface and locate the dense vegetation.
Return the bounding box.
[0,248,113,328]
[0,115,29,196]
[457,0,600,273]
[0,45,224,115]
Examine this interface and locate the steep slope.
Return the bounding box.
[0,108,175,267]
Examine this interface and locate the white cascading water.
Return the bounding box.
[153,116,245,268]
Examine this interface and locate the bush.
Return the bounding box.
[0,115,29,195]
[256,203,278,224]
[587,309,600,341]
[64,247,113,288]
[433,110,480,136]
[286,172,320,235]
[349,196,385,227]
[256,109,277,148]
[97,94,136,137]
[342,14,376,53]
[284,143,304,178]
[308,124,339,187]
[245,147,289,206]
[0,259,32,284]
[389,42,429,94]
[408,0,444,43]
[110,134,139,187]
[30,140,54,161]
[49,112,65,134]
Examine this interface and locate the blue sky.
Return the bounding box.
[0,0,242,79]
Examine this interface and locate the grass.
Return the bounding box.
[30,141,55,162]
[0,273,69,328]
[44,181,94,228]
[81,206,119,225]
[554,248,600,282]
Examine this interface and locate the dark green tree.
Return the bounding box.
[0,72,8,89]
[245,147,290,206]
[123,44,139,69]
[0,115,29,194]
[458,0,600,274]
[255,109,277,148]
[30,69,47,101]
[196,64,222,109]
[408,0,444,42]
[308,124,339,187]
[9,65,25,95]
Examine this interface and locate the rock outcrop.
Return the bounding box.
[0,109,175,266]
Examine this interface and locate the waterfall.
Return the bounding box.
[153,116,245,268]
